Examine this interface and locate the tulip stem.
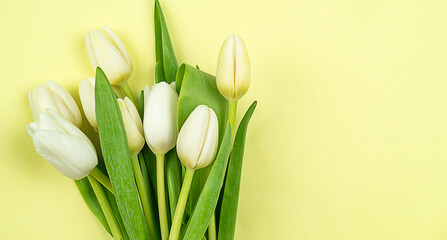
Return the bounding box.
[88,175,123,240]
[157,154,169,240]
[208,214,217,240]
[90,167,114,194]
[228,100,238,138]
[131,155,160,239]
[168,168,195,240]
[121,82,139,107]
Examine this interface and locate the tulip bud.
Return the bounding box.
[216,34,250,101]
[86,26,132,85]
[26,110,98,180]
[143,82,178,155]
[118,97,145,156]
[29,80,82,128]
[176,105,219,169]
[79,77,97,129]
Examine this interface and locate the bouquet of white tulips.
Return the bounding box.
[26,1,256,240]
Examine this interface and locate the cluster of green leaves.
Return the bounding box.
[74,0,256,239]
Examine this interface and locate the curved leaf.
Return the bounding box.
[95,67,150,240]
[154,0,178,83]
[218,101,257,240]
[105,189,130,240]
[75,178,111,235]
[166,148,182,219]
[183,123,232,240]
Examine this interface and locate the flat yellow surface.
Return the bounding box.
[1,0,447,239]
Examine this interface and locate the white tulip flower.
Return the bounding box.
[143,82,178,155]
[216,34,250,101]
[176,105,219,169]
[26,110,98,180]
[28,80,82,128]
[86,26,132,86]
[79,77,97,129]
[118,97,145,156]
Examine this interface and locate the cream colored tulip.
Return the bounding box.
[86,26,132,85]
[118,97,145,156]
[143,82,178,155]
[176,105,219,169]
[29,80,82,128]
[26,110,97,180]
[216,34,250,100]
[79,77,97,129]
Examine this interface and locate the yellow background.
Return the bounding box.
[1,0,447,239]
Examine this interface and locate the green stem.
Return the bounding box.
[121,82,139,107]
[157,154,169,240]
[228,100,238,138]
[208,215,216,240]
[209,100,238,238]
[88,175,123,240]
[168,168,195,240]
[89,167,114,194]
[131,155,159,239]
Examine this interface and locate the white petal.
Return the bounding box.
[124,97,143,135]
[170,81,176,90]
[89,29,131,85]
[143,85,151,108]
[33,130,97,180]
[119,98,145,156]
[103,26,132,70]
[35,111,65,133]
[234,35,250,99]
[26,121,38,138]
[86,33,97,69]
[31,85,58,116]
[45,110,94,148]
[143,82,178,155]
[196,107,219,169]
[28,90,36,116]
[47,80,82,127]
[79,77,97,128]
[216,35,236,99]
[176,105,210,169]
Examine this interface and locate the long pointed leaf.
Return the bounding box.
[218,101,257,240]
[105,189,130,240]
[183,123,232,240]
[75,178,111,235]
[154,0,178,83]
[143,145,158,202]
[166,148,182,220]
[95,67,150,240]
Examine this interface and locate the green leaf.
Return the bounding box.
[176,63,229,216]
[105,189,130,240]
[155,61,164,83]
[75,178,111,235]
[218,101,257,240]
[183,123,232,240]
[139,153,161,239]
[95,67,150,240]
[166,148,182,220]
[154,0,178,83]
[138,90,145,119]
[143,145,158,201]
